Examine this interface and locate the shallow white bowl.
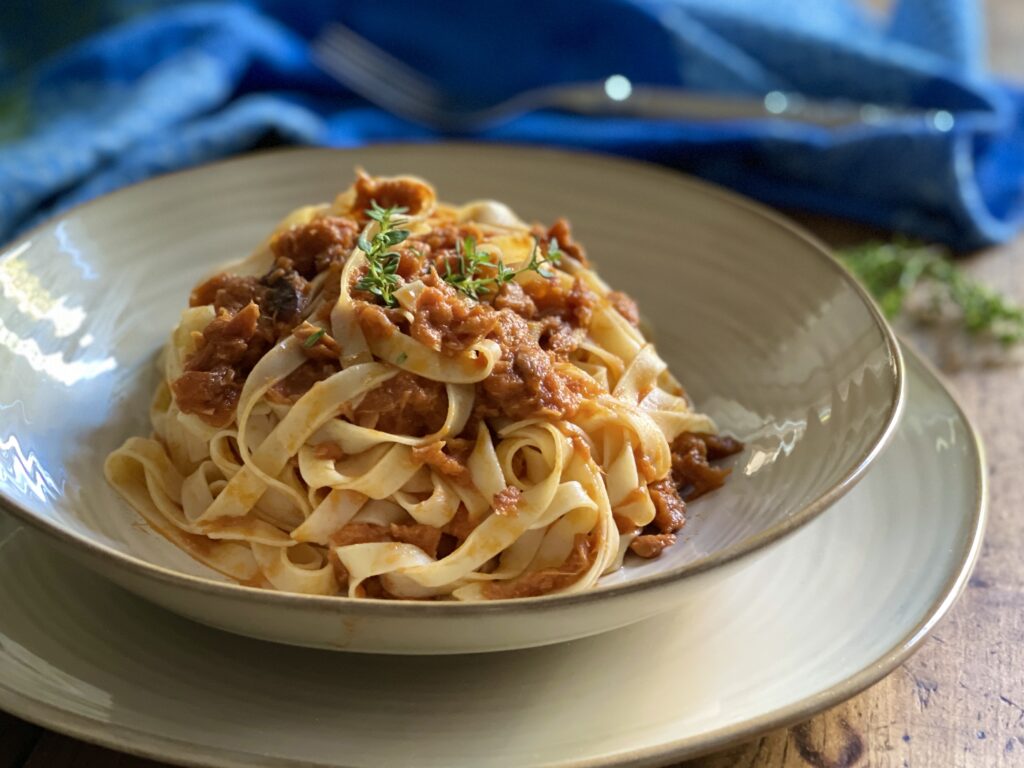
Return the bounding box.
[0,145,903,653]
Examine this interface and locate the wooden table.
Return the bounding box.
[2,3,1023,766]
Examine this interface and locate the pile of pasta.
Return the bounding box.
[106,174,724,600]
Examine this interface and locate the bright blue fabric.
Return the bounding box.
[2,0,1022,250]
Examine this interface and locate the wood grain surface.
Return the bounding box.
[2,2,1022,766]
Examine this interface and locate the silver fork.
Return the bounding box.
[311,22,959,134]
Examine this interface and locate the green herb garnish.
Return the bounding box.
[355,200,410,307]
[303,328,326,348]
[839,240,1024,346]
[442,236,563,300]
[396,352,408,364]
[523,238,563,279]
[443,236,502,300]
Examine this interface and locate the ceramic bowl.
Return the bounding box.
[0,347,982,767]
[0,145,903,653]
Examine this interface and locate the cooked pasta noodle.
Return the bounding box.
[105,172,741,600]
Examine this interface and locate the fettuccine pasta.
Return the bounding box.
[106,172,741,600]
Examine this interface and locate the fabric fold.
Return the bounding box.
[1,0,1021,250]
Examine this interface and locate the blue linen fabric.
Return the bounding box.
[1,0,1022,250]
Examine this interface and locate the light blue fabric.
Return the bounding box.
[2,0,1022,250]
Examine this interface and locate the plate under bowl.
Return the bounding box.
[0,346,978,767]
[0,144,903,652]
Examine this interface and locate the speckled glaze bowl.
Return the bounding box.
[0,145,903,653]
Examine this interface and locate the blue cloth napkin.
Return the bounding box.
[2,0,1023,250]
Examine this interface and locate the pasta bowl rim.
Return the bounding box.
[0,143,906,612]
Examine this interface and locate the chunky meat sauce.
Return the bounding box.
[672,432,744,500]
[266,360,339,405]
[491,485,522,516]
[483,534,594,599]
[327,510,475,597]
[329,521,444,560]
[350,171,434,219]
[172,302,263,426]
[408,274,500,352]
[410,440,471,483]
[293,321,342,361]
[353,371,447,435]
[626,432,744,559]
[537,218,589,266]
[271,216,359,279]
[172,178,742,578]
[629,533,676,559]
[327,520,445,597]
[350,226,600,425]
[476,307,596,421]
[175,209,358,425]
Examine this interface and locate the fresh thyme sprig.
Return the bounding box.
[523,237,563,278]
[355,200,410,307]
[839,240,1024,346]
[443,236,563,300]
[442,235,498,300]
[303,328,326,348]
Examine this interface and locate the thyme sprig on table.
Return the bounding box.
[355,201,411,307]
[442,236,564,300]
[839,241,1024,346]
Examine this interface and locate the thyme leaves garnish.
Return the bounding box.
[442,236,563,300]
[354,200,410,307]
